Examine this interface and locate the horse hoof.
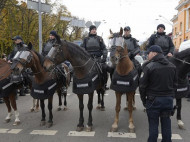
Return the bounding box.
[86,125,93,132]
[143,109,146,112]
[96,106,101,110]
[5,119,11,123]
[30,108,34,112]
[63,107,68,111]
[124,107,128,110]
[178,120,185,129]
[57,108,62,111]
[13,121,20,126]
[47,122,53,128]
[100,107,105,111]
[110,127,118,132]
[76,127,84,132]
[40,121,46,126]
[129,128,135,133]
[35,108,39,112]
[133,106,136,110]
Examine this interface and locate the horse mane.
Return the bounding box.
[174,48,190,59]
[62,40,91,60]
[32,50,44,66]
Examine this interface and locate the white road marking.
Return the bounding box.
[158,134,182,140]
[0,129,22,134]
[105,94,109,96]
[135,93,140,96]
[30,130,57,135]
[8,129,22,134]
[0,129,9,133]
[68,131,95,137]
[67,93,71,96]
[107,132,136,138]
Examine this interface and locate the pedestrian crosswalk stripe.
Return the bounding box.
[68,131,95,137]
[7,129,22,134]
[135,93,140,96]
[107,132,136,138]
[30,130,57,135]
[158,134,182,140]
[0,129,9,133]
[0,129,22,134]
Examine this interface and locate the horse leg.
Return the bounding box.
[124,93,136,111]
[63,92,67,111]
[100,89,105,111]
[86,93,94,132]
[47,96,53,128]
[40,99,46,126]
[35,99,40,112]
[124,94,128,110]
[96,90,101,109]
[127,92,135,132]
[3,97,12,123]
[111,92,121,132]
[9,92,20,126]
[76,94,84,132]
[176,98,184,129]
[57,89,62,111]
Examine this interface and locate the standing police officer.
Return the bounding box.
[123,26,140,58]
[139,45,177,142]
[81,25,108,89]
[146,24,175,56]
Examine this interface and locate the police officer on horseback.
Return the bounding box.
[8,36,27,63]
[139,45,177,142]
[42,30,67,93]
[123,26,140,58]
[81,25,108,89]
[146,24,175,56]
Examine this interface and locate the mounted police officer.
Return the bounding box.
[42,30,57,57]
[8,36,29,96]
[123,26,140,58]
[81,25,108,89]
[123,26,141,75]
[43,31,67,93]
[146,24,175,56]
[8,36,27,63]
[139,45,177,142]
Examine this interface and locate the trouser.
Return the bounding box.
[146,96,173,142]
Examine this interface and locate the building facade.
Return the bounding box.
[171,0,190,49]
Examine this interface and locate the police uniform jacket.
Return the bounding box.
[139,53,177,105]
[146,32,175,56]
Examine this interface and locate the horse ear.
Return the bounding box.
[110,29,113,34]
[120,27,123,36]
[55,34,61,44]
[28,42,33,50]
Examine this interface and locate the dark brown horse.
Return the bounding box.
[11,46,70,128]
[43,39,106,131]
[109,28,138,132]
[0,59,21,125]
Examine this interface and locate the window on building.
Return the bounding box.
[186,36,188,40]
[180,22,182,32]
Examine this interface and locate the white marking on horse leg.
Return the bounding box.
[5,112,12,120]
[14,111,20,122]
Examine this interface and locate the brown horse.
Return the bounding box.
[0,59,21,125]
[43,38,106,132]
[11,46,70,128]
[109,28,138,132]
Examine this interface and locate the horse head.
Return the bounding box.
[109,27,129,64]
[43,40,67,72]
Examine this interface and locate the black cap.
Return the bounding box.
[157,24,165,30]
[89,25,96,31]
[147,45,163,54]
[124,26,131,31]
[12,35,22,41]
[50,30,57,36]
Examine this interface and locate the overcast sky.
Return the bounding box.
[52,0,178,44]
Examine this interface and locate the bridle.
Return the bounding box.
[172,56,190,65]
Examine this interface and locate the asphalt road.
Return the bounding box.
[0,80,190,142]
